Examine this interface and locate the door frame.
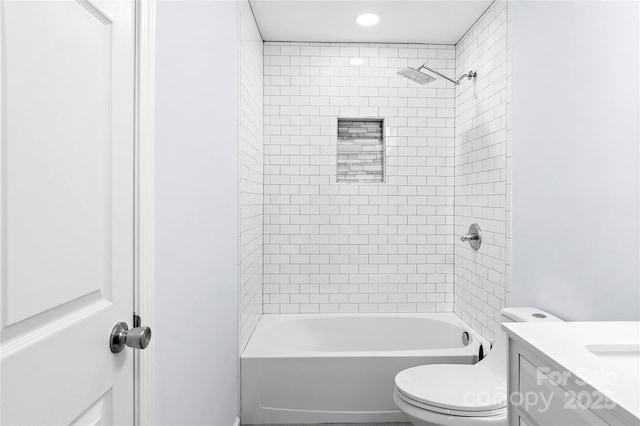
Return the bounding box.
[133,0,156,424]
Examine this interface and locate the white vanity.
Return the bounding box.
[502,322,640,425]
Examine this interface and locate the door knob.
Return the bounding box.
[110,321,152,353]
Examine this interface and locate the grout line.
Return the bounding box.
[264,40,457,47]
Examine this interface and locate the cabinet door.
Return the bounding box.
[518,356,607,426]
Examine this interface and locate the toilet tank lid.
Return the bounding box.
[501,307,564,322]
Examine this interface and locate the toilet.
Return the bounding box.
[393,307,563,426]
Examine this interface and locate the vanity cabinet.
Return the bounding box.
[507,339,635,426]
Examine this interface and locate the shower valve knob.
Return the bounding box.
[461,223,482,250]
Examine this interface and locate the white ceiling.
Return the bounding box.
[249,0,493,44]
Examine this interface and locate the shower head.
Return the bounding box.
[396,67,436,85]
[398,63,477,86]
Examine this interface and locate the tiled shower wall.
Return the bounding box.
[263,42,457,314]
[239,0,263,351]
[454,0,509,339]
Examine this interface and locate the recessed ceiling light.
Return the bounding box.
[356,13,379,27]
[350,57,365,66]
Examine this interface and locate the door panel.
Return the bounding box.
[1,0,136,424]
[70,391,113,426]
[5,0,113,326]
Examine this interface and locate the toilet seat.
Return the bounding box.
[394,363,507,416]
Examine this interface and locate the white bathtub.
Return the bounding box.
[241,313,485,424]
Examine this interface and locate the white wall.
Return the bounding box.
[263,42,457,314]
[239,0,264,352]
[511,0,640,321]
[154,1,240,424]
[454,0,509,339]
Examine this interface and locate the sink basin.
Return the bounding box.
[585,344,640,379]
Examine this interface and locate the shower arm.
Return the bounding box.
[418,64,476,85]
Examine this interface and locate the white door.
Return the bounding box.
[0,0,137,424]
